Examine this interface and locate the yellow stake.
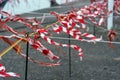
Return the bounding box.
[0,16,67,58]
[0,38,23,58]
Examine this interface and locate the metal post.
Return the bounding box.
[25,33,29,80]
[107,0,114,30]
[93,24,96,35]
[68,35,72,78]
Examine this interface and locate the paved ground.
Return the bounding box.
[0,1,120,80]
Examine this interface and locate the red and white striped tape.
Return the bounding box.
[53,24,102,42]
[28,38,59,60]
[78,1,107,26]
[37,30,83,60]
[0,63,20,77]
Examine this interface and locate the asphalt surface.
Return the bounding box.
[0,1,120,80]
